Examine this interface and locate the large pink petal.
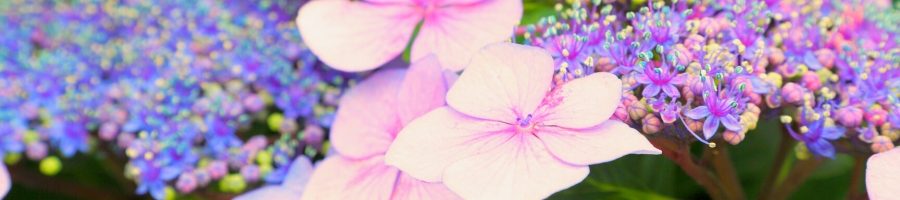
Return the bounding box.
[300,155,399,200]
[539,120,661,166]
[282,156,314,192]
[867,148,900,200]
[442,133,589,199]
[385,106,514,182]
[234,186,303,200]
[0,164,8,198]
[535,72,622,129]
[392,173,462,199]
[297,0,421,72]
[410,0,523,71]
[330,69,405,159]
[397,55,451,126]
[445,43,554,123]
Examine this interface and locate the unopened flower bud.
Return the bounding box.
[242,94,265,113]
[836,107,863,127]
[781,83,805,105]
[176,173,198,193]
[814,49,836,69]
[800,71,822,91]
[99,122,119,141]
[26,142,48,161]
[768,47,785,65]
[866,106,889,126]
[628,101,648,121]
[723,130,745,145]
[241,165,261,183]
[871,136,895,153]
[684,117,704,132]
[207,161,228,180]
[610,104,629,123]
[642,115,662,134]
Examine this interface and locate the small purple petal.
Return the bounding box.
[643,84,662,97]
[721,115,742,132]
[670,74,687,84]
[703,117,720,139]
[807,139,835,159]
[685,106,711,119]
[634,74,652,84]
[662,85,680,98]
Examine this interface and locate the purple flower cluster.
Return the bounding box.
[522,0,899,158]
[0,0,362,199]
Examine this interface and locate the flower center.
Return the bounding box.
[516,114,538,133]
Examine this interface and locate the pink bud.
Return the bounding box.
[836,107,863,127]
[621,93,638,107]
[595,57,617,73]
[26,142,48,161]
[303,124,325,151]
[193,169,212,187]
[732,76,755,96]
[866,107,889,126]
[99,122,119,141]
[871,135,894,153]
[280,119,299,134]
[800,71,822,91]
[242,94,265,113]
[628,102,648,121]
[241,165,261,183]
[768,47,785,65]
[723,130,745,145]
[686,75,705,96]
[814,49,836,69]
[610,104,629,123]
[747,93,762,106]
[243,135,268,152]
[781,83,805,105]
[176,173,198,193]
[117,132,136,148]
[684,117,704,133]
[642,115,662,134]
[207,161,228,180]
[684,34,705,49]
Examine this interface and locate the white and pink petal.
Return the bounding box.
[446,43,554,123]
[300,155,399,200]
[535,72,622,129]
[297,0,421,72]
[442,133,589,200]
[385,106,514,183]
[866,148,900,200]
[410,0,523,71]
[539,120,660,166]
[330,69,405,159]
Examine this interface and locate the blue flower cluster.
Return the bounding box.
[0,0,362,199]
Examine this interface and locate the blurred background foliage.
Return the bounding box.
[7,0,897,199]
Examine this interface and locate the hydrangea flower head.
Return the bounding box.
[302,55,460,199]
[866,147,900,200]
[385,42,660,199]
[297,0,523,72]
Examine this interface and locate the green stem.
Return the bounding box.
[708,141,746,200]
[756,126,794,200]
[847,156,866,199]
[649,138,733,200]
[767,158,824,199]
